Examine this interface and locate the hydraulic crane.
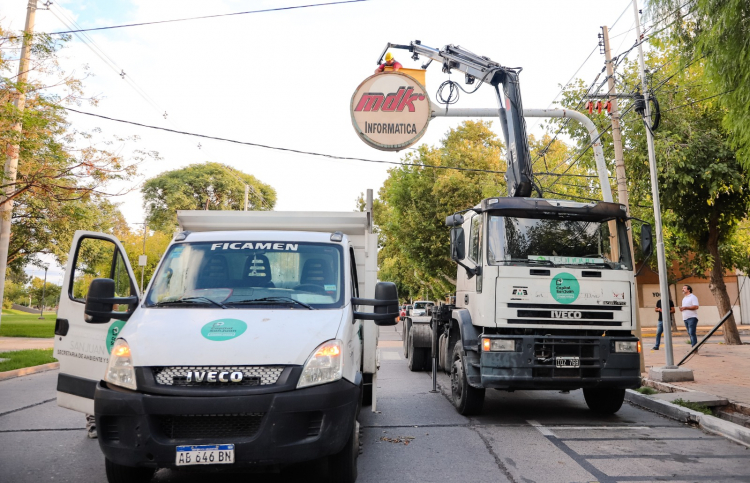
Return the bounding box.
[380,41,533,197]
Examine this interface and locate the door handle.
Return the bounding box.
[54,318,70,336]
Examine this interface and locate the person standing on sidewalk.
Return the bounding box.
[652,297,675,350]
[679,285,700,347]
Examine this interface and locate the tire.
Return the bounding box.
[402,320,410,358]
[583,387,626,414]
[329,419,359,483]
[408,332,426,372]
[105,458,154,483]
[450,342,485,415]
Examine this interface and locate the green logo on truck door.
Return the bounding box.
[201,319,247,341]
[550,273,580,304]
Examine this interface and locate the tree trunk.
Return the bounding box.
[706,212,742,345]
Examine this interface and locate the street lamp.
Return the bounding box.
[38,264,48,319]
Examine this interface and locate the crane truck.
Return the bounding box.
[385,41,647,415]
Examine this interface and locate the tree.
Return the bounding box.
[646,0,750,169]
[558,39,748,344]
[374,121,506,300]
[0,24,156,273]
[142,162,277,231]
[117,227,173,291]
[29,276,61,310]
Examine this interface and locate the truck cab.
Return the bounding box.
[53,210,397,483]
[435,197,643,415]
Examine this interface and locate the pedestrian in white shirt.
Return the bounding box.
[679,285,700,347]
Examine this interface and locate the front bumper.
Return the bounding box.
[478,335,640,390]
[94,377,359,469]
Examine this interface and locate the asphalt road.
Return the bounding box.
[1,326,749,483]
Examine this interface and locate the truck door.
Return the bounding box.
[54,231,139,414]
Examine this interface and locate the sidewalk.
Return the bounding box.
[641,327,750,409]
[0,337,55,352]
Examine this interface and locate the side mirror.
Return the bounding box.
[352,281,399,326]
[84,278,139,323]
[641,224,653,257]
[450,227,466,261]
[445,213,464,227]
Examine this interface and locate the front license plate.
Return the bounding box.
[176,444,234,466]
[555,356,580,368]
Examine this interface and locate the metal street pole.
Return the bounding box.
[244,184,249,211]
[141,223,148,293]
[602,25,645,373]
[0,0,37,331]
[632,0,676,368]
[38,265,48,319]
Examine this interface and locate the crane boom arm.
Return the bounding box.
[382,41,533,197]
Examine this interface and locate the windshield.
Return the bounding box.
[146,241,344,309]
[487,216,632,270]
[413,302,431,309]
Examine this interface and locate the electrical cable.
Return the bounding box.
[0,1,368,40]
[659,89,735,114]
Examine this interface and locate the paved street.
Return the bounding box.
[1,325,749,482]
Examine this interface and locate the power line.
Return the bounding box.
[660,89,735,113]
[63,107,617,180]
[0,1,367,40]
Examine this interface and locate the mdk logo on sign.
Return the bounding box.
[350,71,431,151]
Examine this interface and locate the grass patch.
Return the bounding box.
[2,308,34,315]
[0,314,56,338]
[0,349,57,372]
[672,398,713,415]
[636,386,658,395]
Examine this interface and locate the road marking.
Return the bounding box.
[527,420,554,436]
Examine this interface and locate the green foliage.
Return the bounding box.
[0,314,55,338]
[142,162,277,231]
[0,349,56,372]
[1,22,157,272]
[29,277,61,309]
[374,121,506,300]
[636,386,658,395]
[118,228,173,291]
[671,398,713,415]
[646,0,750,168]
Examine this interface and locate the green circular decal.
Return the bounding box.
[201,319,247,341]
[106,321,127,354]
[550,272,580,304]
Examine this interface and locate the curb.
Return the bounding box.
[0,362,59,381]
[625,389,750,447]
[642,377,750,417]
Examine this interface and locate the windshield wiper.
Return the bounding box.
[499,258,556,266]
[578,262,613,269]
[231,297,315,310]
[150,296,227,309]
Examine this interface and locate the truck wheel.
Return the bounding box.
[402,320,410,358]
[450,342,485,415]
[408,332,425,372]
[104,458,154,483]
[583,388,626,414]
[329,419,359,483]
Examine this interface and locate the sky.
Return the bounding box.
[2,0,642,283]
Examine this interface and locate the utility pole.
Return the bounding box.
[244,184,249,211]
[601,25,645,373]
[632,0,692,380]
[0,0,37,331]
[138,223,148,293]
[38,264,48,319]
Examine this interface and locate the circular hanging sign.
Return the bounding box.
[350,71,431,151]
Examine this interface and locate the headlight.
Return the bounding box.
[297,339,343,389]
[614,341,639,353]
[482,338,516,352]
[104,339,137,390]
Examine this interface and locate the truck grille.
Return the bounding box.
[532,338,601,378]
[152,366,284,386]
[506,303,624,327]
[155,413,264,440]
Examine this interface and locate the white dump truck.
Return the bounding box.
[53,202,398,483]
